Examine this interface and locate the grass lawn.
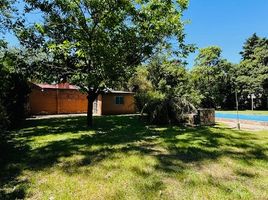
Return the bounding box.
[1,115,268,200]
[216,110,268,115]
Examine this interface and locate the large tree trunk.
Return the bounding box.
[87,89,99,127]
[87,96,94,127]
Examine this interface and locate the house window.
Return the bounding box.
[115,96,124,105]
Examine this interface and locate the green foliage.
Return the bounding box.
[191,36,268,110]
[240,33,260,60]
[128,66,154,111]
[0,0,18,33]
[237,34,268,109]
[130,56,200,124]
[191,46,236,109]
[129,66,153,92]
[17,0,192,90]
[0,46,30,130]
[194,46,222,67]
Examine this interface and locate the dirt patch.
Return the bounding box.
[216,118,268,131]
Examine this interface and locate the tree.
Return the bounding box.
[0,0,18,49]
[0,46,30,130]
[129,55,200,124]
[0,0,16,31]
[195,46,222,67]
[240,33,260,60]
[16,0,192,126]
[237,35,268,109]
[1,1,31,129]
[128,65,153,111]
[191,46,236,109]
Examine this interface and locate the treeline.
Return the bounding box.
[191,33,268,110]
[130,33,268,123]
[237,34,268,109]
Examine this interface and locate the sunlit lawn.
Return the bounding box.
[217,110,268,115]
[1,115,268,199]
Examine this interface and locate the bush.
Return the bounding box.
[130,58,201,125]
[141,92,196,124]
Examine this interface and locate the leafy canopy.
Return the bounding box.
[191,46,235,108]
[17,0,192,92]
[237,34,268,98]
[129,55,200,124]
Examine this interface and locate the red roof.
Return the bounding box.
[110,90,134,94]
[31,83,134,93]
[33,82,79,90]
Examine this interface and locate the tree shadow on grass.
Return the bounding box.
[1,115,268,199]
[24,116,268,173]
[0,133,30,199]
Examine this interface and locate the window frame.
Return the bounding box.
[115,96,124,105]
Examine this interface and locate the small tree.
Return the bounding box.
[16,0,193,126]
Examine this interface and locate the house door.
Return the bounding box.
[93,99,98,114]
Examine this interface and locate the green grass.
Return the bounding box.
[1,115,268,200]
[217,110,268,115]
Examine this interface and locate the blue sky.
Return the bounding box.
[3,0,268,68]
[184,0,268,67]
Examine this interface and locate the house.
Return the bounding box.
[28,82,135,115]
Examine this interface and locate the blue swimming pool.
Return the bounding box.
[216,112,268,122]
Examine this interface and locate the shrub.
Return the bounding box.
[141,92,196,124]
[130,59,200,125]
